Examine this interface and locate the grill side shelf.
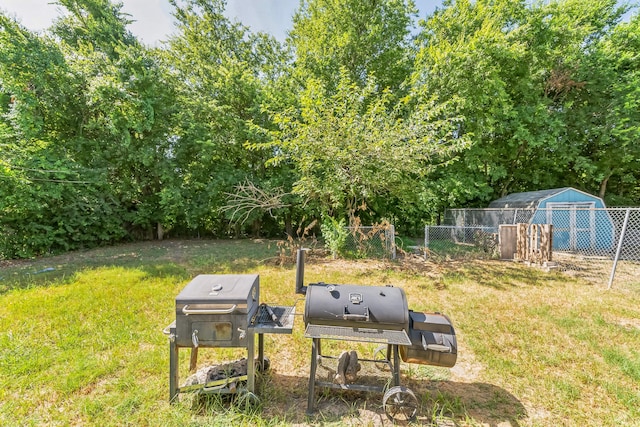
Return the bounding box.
[304,324,412,345]
[249,304,296,334]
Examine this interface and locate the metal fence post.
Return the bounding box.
[424,225,429,260]
[608,208,631,290]
[389,224,396,259]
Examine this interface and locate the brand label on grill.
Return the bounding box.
[349,293,363,304]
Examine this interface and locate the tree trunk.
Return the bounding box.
[599,172,612,200]
[285,213,293,238]
[251,219,262,238]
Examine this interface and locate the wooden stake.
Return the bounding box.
[530,224,539,263]
[517,223,528,261]
[540,224,553,262]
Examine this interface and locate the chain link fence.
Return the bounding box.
[445,208,536,227]
[424,226,500,259]
[329,224,396,259]
[425,208,640,290]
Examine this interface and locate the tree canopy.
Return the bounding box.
[1,0,638,258]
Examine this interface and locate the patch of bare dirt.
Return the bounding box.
[615,317,640,330]
[448,340,483,382]
[299,253,450,276]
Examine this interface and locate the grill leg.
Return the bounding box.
[258,333,264,369]
[247,330,255,393]
[392,345,401,386]
[189,347,198,372]
[169,338,179,403]
[306,338,319,415]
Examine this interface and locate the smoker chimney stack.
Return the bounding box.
[295,248,307,295]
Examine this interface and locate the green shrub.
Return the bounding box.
[320,215,348,258]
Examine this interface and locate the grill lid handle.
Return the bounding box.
[343,306,370,321]
[421,333,451,352]
[182,304,237,315]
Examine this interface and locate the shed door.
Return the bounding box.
[546,202,596,251]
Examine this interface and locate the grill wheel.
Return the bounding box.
[373,345,392,371]
[382,386,418,422]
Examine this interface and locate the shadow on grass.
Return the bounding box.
[0,239,280,295]
[185,369,529,426]
[437,259,563,290]
[421,380,528,426]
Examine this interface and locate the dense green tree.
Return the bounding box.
[0,14,126,257]
[278,0,453,229]
[289,0,417,93]
[52,0,180,238]
[53,0,137,58]
[411,0,631,211]
[562,12,640,204]
[164,0,290,236]
[269,68,468,225]
[0,0,180,257]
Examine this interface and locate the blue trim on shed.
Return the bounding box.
[535,188,607,209]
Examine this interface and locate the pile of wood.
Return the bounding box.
[499,223,553,264]
[184,358,250,387]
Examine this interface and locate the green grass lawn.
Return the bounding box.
[1,239,639,426]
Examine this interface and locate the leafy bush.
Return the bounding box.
[320,215,348,258]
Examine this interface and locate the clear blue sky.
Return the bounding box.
[0,0,440,46]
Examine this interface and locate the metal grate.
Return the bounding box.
[253,304,295,324]
[250,304,296,334]
[304,324,411,345]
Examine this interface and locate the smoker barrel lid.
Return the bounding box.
[304,282,409,331]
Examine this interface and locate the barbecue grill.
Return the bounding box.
[165,274,295,402]
[295,249,457,421]
[163,249,457,422]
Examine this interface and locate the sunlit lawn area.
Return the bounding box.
[1,239,639,426]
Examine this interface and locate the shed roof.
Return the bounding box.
[488,187,595,209]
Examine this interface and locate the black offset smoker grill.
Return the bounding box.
[295,249,458,421]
